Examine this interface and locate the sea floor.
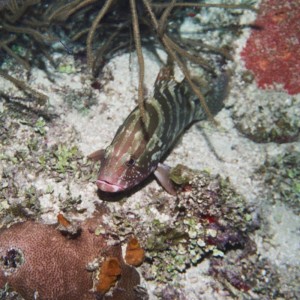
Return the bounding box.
[0,0,299,299]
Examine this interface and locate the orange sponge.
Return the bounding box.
[125,237,145,267]
[57,213,71,227]
[96,257,121,293]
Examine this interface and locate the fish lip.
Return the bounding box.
[96,179,125,193]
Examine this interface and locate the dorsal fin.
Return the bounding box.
[154,66,175,90]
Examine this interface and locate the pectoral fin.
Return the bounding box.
[154,163,177,196]
[88,149,105,161]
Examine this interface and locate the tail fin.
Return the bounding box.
[192,72,230,120]
[206,72,230,115]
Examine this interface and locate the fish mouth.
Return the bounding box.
[96,180,124,193]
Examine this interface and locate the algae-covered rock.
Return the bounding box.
[145,166,256,279]
[257,150,300,215]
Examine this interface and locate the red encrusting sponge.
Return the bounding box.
[241,0,300,95]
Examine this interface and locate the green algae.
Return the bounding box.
[0,98,98,224]
[34,117,47,136]
[54,145,79,173]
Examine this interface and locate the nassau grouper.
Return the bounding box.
[89,67,228,195]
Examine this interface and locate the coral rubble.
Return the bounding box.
[142,166,257,283]
[228,87,300,143]
[256,150,300,215]
[103,164,284,298]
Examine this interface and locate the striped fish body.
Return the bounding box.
[89,68,227,194]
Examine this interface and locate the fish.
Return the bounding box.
[88,67,228,195]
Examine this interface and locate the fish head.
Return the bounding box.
[96,144,153,193]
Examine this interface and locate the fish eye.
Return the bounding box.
[126,157,135,167]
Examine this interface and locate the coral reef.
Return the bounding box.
[57,213,81,237]
[228,2,300,144]
[1,95,298,298]
[0,216,107,300]
[141,165,257,283]
[1,1,299,299]
[0,213,146,300]
[241,0,300,95]
[100,164,286,298]
[154,284,187,300]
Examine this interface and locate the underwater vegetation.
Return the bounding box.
[0,0,54,103]
[0,100,99,225]
[241,0,300,95]
[0,0,256,120]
